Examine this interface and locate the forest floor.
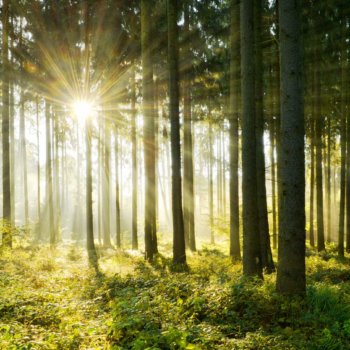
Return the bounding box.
[1,241,350,349]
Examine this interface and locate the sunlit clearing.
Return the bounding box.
[73,100,93,120]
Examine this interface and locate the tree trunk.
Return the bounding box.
[183,1,196,252]
[208,120,214,245]
[276,0,305,295]
[45,101,55,246]
[309,110,315,247]
[2,0,12,246]
[240,0,262,277]
[254,0,274,273]
[102,120,112,248]
[229,0,240,259]
[54,110,61,240]
[340,20,347,255]
[131,68,138,250]
[168,0,186,265]
[315,68,325,252]
[141,0,157,261]
[326,117,331,243]
[115,130,121,248]
[86,117,97,268]
[36,97,41,225]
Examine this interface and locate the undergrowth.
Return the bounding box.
[1,243,350,349]
[107,247,350,350]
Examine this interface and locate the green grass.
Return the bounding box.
[1,242,350,349]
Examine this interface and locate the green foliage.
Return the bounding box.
[107,248,350,350]
[2,245,350,349]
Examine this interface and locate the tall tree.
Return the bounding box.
[102,120,112,248]
[339,16,347,256]
[141,0,157,261]
[168,0,186,265]
[86,115,98,268]
[2,0,12,246]
[240,0,262,277]
[276,0,305,295]
[131,68,138,250]
[45,101,55,246]
[254,0,274,273]
[229,0,240,259]
[183,0,196,252]
[115,130,121,248]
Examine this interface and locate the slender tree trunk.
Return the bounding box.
[97,124,102,244]
[2,0,12,246]
[102,120,112,248]
[339,113,345,257]
[316,68,325,252]
[115,130,121,248]
[326,117,331,243]
[254,0,274,273]
[208,121,214,244]
[86,117,97,268]
[345,20,350,252]
[309,111,315,247]
[131,68,138,250]
[229,0,240,259]
[141,0,157,261]
[274,1,282,243]
[276,0,305,295]
[241,0,262,277]
[183,1,196,252]
[10,17,15,226]
[54,110,61,240]
[36,97,41,224]
[168,0,186,265]
[340,22,347,255]
[268,59,277,250]
[45,101,54,246]
[20,96,29,225]
[217,130,222,216]
[222,132,226,217]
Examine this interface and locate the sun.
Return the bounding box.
[73,100,93,120]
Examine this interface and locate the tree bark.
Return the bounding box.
[45,101,55,246]
[2,0,12,246]
[254,0,274,273]
[240,0,262,277]
[115,130,121,248]
[86,117,98,268]
[131,68,138,250]
[183,1,196,252]
[168,0,186,265]
[141,0,157,261]
[229,0,240,259]
[276,0,305,295]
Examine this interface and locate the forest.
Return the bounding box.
[1,0,350,349]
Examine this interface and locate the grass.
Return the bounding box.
[1,240,350,349]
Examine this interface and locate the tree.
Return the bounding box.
[2,0,12,247]
[168,0,186,265]
[240,0,262,277]
[339,16,347,256]
[141,0,157,262]
[229,0,240,259]
[276,0,305,295]
[254,0,274,273]
[45,101,55,246]
[115,129,121,248]
[183,0,196,252]
[102,119,112,248]
[86,115,98,269]
[131,67,138,250]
